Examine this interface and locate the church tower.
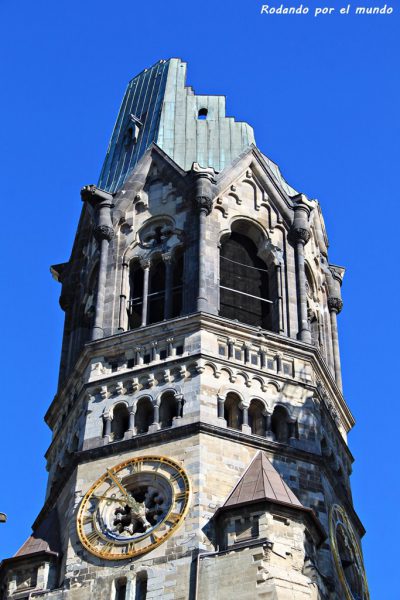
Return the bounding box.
[0,59,369,600]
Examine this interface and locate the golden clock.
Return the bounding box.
[77,455,191,560]
[329,504,369,600]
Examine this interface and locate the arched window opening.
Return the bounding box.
[135,398,154,434]
[224,393,243,430]
[135,572,148,600]
[249,400,265,436]
[148,258,166,325]
[198,108,208,120]
[112,404,130,441]
[159,392,180,429]
[115,577,127,600]
[271,406,289,443]
[128,261,144,329]
[220,232,271,329]
[172,249,184,318]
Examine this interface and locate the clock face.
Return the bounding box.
[329,504,369,600]
[77,455,191,560]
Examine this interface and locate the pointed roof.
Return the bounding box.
[223,451,302,510]
[218,451,326,544]
[14,508,60,559]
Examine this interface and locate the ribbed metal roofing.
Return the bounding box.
[98,58,256,192]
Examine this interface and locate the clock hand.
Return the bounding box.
[106,468,132,499]
[95,494,127,504]
[106,469,152,530]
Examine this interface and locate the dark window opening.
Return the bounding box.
[135,398,153,434]
[220,232,272,329]
[128,262,144,329]
[271,406,289,443]
[198,108,208,120]
[148,258,165,324]
[172,249,184,318]
[135,572,148,600]
[160,349,167,360]
[249,400,266,436]
[176,345,184,356]
[159,392,180,429]
[224,393,243,430]
[115,578,127,600]
[144,354,151,364]
[127,358,135,368]
[112,404,130,441]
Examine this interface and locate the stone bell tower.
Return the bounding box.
[0,59,369,600]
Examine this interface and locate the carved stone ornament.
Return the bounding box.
[195,195,213,215]
[93,224,115,242]
[328,297,343,314]
[289,226,311,244]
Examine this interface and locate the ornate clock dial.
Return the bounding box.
[77,455,191,560]
[329,504,369,600]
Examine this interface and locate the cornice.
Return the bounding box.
[34,421,365,539]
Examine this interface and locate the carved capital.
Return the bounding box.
[162,252,173,265]
[289,226,311,245]
[94,224,114,242]
[328,297,343,314]
[195,195,213,215]
[140,257,151,270]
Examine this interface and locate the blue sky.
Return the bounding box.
[0,0,398,596]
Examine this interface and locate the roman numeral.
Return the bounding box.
[86,531,100,546]
[82,515,93,526]
[175,491,188,501]
[101,541,115,555]
[166,512,181,525]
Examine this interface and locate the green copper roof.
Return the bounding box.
[98,58,255,192]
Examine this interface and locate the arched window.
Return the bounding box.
[148,258,166,324]
[224,393,243,430]
[249,400,265,436]
[172,248,184,318]
[220,232,271,329]
[159,392,180,429]
[198,108,208,120]
[135,571,148,600]
[112,404,130,441]
[128,261,144,329]
[135,398,154,434]
[271,406,289,443]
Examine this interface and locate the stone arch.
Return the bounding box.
[135,395,154,434]
[219,218,280,331]
[248,398,266,436]
[111,402,130,441]
[158,390,182,429]
[224,391,243,431]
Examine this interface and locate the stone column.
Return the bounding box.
[175,394,183,419]
[152,403,160,429]
[326,265,344,391]
[241,403,251,434]
[328,297,343,391]
[217,395,225,419]
[192,165,215,313]
[163,253,173,320]
[118,261,129,331]
[290,195,312,344]
[127,405,136,436]
[81,185,114,341]
[265,413,274,440]
[103,413,112,440]
[140,258,151,327]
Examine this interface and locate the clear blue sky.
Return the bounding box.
[0,1,398,596]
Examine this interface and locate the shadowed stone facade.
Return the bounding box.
[0,59,369,600]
